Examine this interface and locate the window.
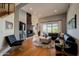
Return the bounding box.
[43,23,59,33]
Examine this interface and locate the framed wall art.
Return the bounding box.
[5,21,13,29]
[67,14,77,29]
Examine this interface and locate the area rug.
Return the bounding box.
[33,41,55,49]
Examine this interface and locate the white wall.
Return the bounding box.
[14,9,19,40]
[67,4,79,38]
[19,9,27,39]
[0,13,14,50]
[14,9,27,40]
[67,3,79,55]
[19,10,27,23]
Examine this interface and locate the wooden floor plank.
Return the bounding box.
[6,37,56,56]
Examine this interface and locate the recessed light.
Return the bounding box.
[29,8,32,10]
[54,10,57,13]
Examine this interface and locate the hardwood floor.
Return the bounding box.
[7,37,56,56]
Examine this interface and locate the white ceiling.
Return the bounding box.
[21,3,69,19]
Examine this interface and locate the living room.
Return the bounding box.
[0,3,79,56]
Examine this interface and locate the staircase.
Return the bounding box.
[0,3,15,17]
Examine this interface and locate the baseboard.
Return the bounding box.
[0,46,11,56]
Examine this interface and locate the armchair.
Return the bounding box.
[5,35,23,47]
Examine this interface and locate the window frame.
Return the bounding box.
[43,23,59,33]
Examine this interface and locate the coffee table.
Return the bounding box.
[32,35,55,48]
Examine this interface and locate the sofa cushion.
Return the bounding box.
[48,33,58,40]
[67,37,76,43]
[64,33,76,42]
[64,34,69,41]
